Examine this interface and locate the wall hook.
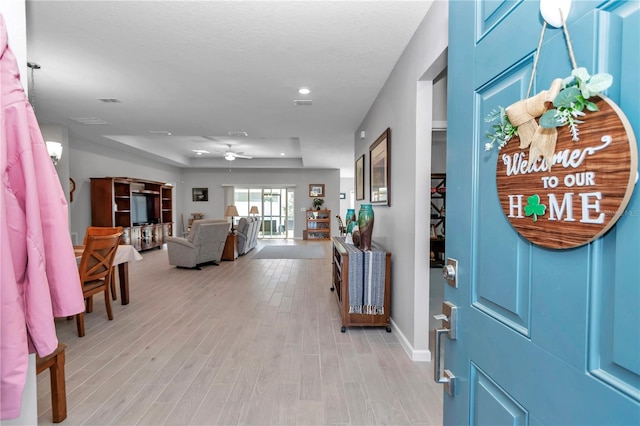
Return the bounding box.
[540,0,571,28]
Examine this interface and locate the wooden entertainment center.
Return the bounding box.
[90,177,173,251]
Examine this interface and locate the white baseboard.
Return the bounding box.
[390,318,432,362]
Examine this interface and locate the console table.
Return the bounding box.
[331,237,391,332]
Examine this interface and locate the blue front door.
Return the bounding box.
[445,1,639,424]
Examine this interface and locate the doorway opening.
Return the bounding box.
[428,67,447,353]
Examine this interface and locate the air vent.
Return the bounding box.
[294,100,313,106]
[227,131,248,137]
[67,116,111,125]
[149,130,172,135]
[98,98,122,103]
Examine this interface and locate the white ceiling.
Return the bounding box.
[25,1,432,177]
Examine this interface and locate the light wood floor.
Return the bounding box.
[37,239,443,425]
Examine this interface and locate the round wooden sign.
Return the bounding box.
[496,95,637,249]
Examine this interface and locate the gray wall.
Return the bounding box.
[355,1,448,360]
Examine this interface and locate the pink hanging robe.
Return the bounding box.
[1,13,84,420]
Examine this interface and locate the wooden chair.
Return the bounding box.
[83,226,123,302]
[75,232,122,337]
[36,343,67,423]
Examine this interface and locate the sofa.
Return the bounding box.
[166,219,230,268]
[237,216,261,255]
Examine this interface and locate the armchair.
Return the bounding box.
[237,216,261,255]
[166,219,230,268]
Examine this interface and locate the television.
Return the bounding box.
[132,194,153,225]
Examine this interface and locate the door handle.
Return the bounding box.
[433,301,458,396]
[434,328,456,396]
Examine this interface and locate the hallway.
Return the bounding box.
[37,240,443,425]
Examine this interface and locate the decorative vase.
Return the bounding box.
[357,204,374,251]
[345,208,356,234]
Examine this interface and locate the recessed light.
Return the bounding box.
[280,152,285,156]
[192,149,209,156]
[298,88,311,95]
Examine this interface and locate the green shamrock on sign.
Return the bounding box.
[524,195,546,222]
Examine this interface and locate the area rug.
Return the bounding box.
[252,245,326,259]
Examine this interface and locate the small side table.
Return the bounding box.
[221,233,238,261]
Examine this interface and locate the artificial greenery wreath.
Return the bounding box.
[485,67,613,151]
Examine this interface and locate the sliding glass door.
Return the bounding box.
[234,187,294,239]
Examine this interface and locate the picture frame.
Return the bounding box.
[355,154,365,200]
[192,187,208,202]
[369,128,390,205]
[309,184,325,197]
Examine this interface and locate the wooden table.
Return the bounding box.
[74,245,143,305]
[221,233,238,261]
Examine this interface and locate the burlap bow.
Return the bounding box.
[505,78,563,171]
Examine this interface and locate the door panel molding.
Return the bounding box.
[470,362,528,426]
[590,232,640,402]
[476,0,524,43]
[472,62,534,336]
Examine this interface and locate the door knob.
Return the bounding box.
[442,258,458,288]
[443,264,455,280]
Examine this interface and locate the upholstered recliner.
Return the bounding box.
[237,216,261,255]
[166,219,230,268]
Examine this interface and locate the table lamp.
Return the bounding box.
[249,206,259,216]
[225,205,239,231]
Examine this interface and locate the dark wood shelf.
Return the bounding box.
[430,174,446,268]
[305,209,331,240]
[91,177,174,251]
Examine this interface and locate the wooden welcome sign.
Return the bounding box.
[496,95,637,249]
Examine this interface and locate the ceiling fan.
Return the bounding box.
[216,144,253,161]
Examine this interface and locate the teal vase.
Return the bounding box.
[357,204,374,251]
[345,208,356,234]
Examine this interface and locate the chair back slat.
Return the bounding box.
[83,226,123,245]
[78,233,121,283]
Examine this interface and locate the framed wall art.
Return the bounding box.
[369,128,390,205]
[355,154,365,200]
[309,184,325,197]
[192,187,208,202]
